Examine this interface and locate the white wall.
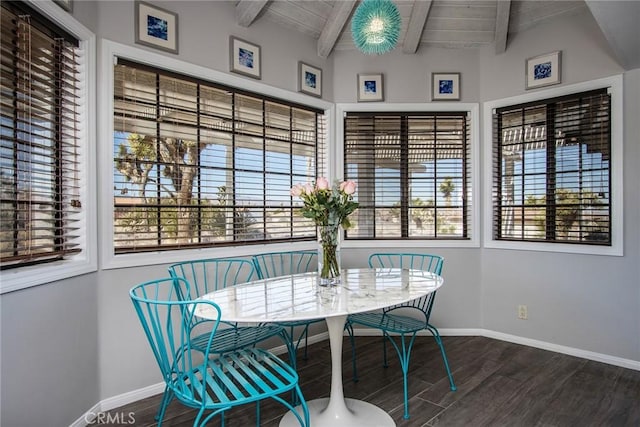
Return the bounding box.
[478,8,624,101]
[0,2,638,426]
[0,273,99,427]
[332,46,480,103]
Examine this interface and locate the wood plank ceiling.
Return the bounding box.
[235,0,587,57]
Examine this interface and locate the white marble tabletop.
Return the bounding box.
[194,267,443,324]
[194,267,444,427]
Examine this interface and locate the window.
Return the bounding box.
[0,2,83,270]
[344,112,471,240]
[493,89,611,245]
[112,60,325,254]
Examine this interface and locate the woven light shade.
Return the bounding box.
[351,0,401,55]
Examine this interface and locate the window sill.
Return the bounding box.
[343,239,480,249]
[0,256,97,294]
[483,239,622,256]
[101,242,317,270]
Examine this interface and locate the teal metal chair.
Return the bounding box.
[130,277,309,427]
[168,258,291,356]
[252,250,322,362]
[345,253,456,419]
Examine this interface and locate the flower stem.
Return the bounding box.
[319,225,340,283]
[321,243,339,278]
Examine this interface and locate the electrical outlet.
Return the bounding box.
[518,305,528,320]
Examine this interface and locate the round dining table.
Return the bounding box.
[194,267,444,427]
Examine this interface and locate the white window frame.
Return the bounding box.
[0,0,97,294]
[335,102,481,249]
[483,75,624,256]
[99,40,333,270]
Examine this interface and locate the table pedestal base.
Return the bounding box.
[279,397,395,427]
[280,314,395,426]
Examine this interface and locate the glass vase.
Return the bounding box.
[317,224,341,286]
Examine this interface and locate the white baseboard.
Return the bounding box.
[69,401,101,427]
[480,329,640,371]
[347,327,483,337]
[72,328,639,427]
[346,327,640,370]
[70,382,165,427]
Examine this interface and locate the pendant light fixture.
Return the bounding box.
[351,0,401,55]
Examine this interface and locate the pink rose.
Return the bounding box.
[303,183,314,195]
[340,180,357,195]
[316,177,329,190]
[290,184,303,197]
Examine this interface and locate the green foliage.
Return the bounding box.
[115,197,228,239]
[115,133,203,243]
[439,178,455,206]
[292,180,358,228]
[524,188,604,236]
[390,197,435,229]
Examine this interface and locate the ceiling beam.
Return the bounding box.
[585,0,640,70]
[235,0,269,27]
[317,0,357,58]
[494,0,511,54]
[402,0,433,54]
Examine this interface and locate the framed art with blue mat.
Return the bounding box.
[432,72,460,101]
[526,51,561,90]
[135,1,178,54]
[357,74,384,102]
[230,36,261,80]
[299,62,322,98]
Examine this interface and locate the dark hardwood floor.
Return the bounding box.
[102,336,640,426]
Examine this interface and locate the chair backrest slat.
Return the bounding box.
[368,253,444,318]
[253,250,317,279]
[130,277,222,393]
[168,258,256,299]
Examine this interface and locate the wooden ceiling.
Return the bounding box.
[235,0,585,56]
[233,0,640,69]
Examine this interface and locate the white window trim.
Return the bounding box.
[0,1,97,294]
[99,40,333,270]
[482,75,624,256]
[335,102,481,249]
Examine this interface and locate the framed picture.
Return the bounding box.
[298,62,322,98]
[54,0,73,12]
[135,1,178,54]
[357,74,384,102]
[230,36,261,80]
[526,51,561,90]
[431,72,460,101]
